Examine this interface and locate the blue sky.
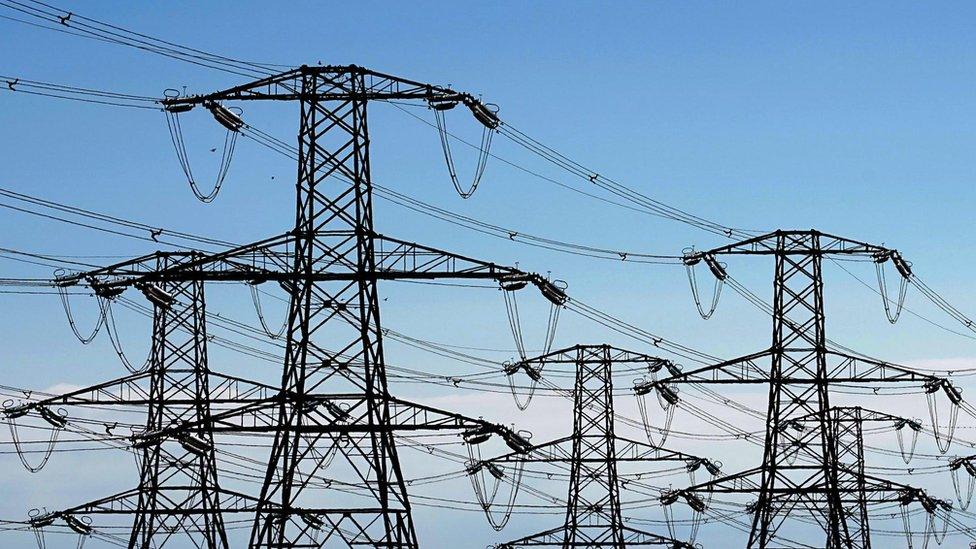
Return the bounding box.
[1,1,976,547]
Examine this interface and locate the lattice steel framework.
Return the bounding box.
[634,230,958,548]
[9,253,233,548]
[791,407,923,549]
[154,65,565,549]
[488,344,708,548]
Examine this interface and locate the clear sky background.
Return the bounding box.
[1,1,975,547]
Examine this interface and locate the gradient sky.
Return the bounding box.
[1,2,975,547]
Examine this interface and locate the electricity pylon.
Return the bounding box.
[7,252,244,548]
[122,65,564,549]
[634,230,960,548]
[484,344,712,548]
[10,239,552,548]
[792,407,931,549]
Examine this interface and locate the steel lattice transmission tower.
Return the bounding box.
[154,65,566,549]
[486,344,712,548]
[9,65,564,549]
[635,230,960,548]
[8,253,248,548]
[797,407,936,549]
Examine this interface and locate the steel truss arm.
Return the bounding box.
[160,65,476,105]
[480,435,711,467]
[3,371,279,414]
[514,344,673,368]
[634,349,950,393]
[687,229,890,259]
[62,233,565,300]
[497,524,694,548]
[663,465,943,508]
[129,393,528,445]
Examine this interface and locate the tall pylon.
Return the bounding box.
[8,252,237,549]
[485,344,711,548]
[150,65,566,549]
[11,240,549,548]
[635,230,960,548]
[793,407,929,549]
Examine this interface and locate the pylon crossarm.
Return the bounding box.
[62,232,565,305]
[2,371,282,419]
[633,350,771,396]
[667,466,764,498]
[790,406,921,431]
[621,525,698,548]
[138,393,526,445]
[160,65,478,105]
[480,436,576,464]
[824,351,950,387]
[475,434,704,467]
[3,371,152,416]
[514,344,672,369]
[615,437,720,470]
[690,229,888,259]
[371,234,565,296]
[497,524,692,547]
[59,235,292,288]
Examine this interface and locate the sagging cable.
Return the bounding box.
[465,443,525,531]
[104,300,152,373]
[54,271,107,344]
[895,418,923,464]
[249,284,286,339]
[683,250,725,320]
[635,377,677,447]
[949,457,976,510]
[429,96,498,199]
[925,379,962,454]
[502,359,546,411]
[874,250,911,323]
[899,491,940,549]
[499,276,564,363]
[163,89,241,203]
[928,500,952,546]
[28,509,54,549]
[4,405,67,473]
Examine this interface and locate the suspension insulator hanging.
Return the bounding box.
[205,100,244,132]
[683,250,725,320]
[137,282,175,310]
[431,96,498,198]
[300,512,325,531]
[874,250,910,323]
[895,419,922,464]
[178,433,213,456]
[465,441,525,531]
[926,380,961,454]
[63,515,92,536]
[55,270,107,345]
[163,90,241,203]
[427,96,459,111]
[950,458,976,510]
[463,425,493,445]
[498,273,531,292]
[465,97,501,129]
[501,429,532,454]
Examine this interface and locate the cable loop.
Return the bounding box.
[431,100,497,198]
[164,95,240,203]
